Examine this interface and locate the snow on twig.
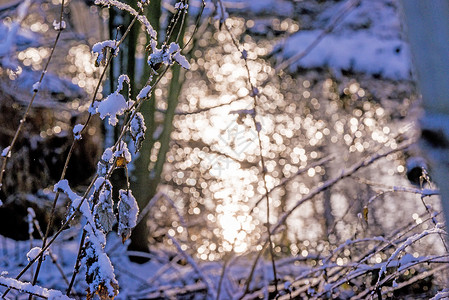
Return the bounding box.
[52,20,66,31]
[94,0,157,39]
[137,85,152,100]
[431,288,449,300]
[92,40,119,67]
[73,124,84,140]
[27,247,48,262]
[0,276,73,299]
[93,75,132,126]
[1,146,11,158]
[147,40,190,71]
[377,224,446,281]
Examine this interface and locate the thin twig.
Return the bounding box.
[181,0,206,52]
[168,235,217,299]
[31,219,76,297]
[65,230,86,296]
[0,0,65,193]
[216,0,279,292]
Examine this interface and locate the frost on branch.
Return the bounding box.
[130,112,146,153]
[82,239,119,300]
[93,179,115,233]
[94,75,131,126]
[0,276,73,299]
[26,247,48,262]
[54,179,83,221]
[147,40,190,72]
[92,40,118,67]
[1,146,11,157]
[116,74,130,92]
[117,189,139,243]
[137,85,151,101]
[94,0,157,39]
[174,2,188,10]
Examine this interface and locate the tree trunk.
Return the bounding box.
[129,2,189,261]
[127,0,161,262]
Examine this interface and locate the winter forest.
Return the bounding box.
[0,0,448,298]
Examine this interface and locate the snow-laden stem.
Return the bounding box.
[350,211,442,277]
[278,194,446,298]
[0,277,73,299]
[373,225,446,292]
[26,12,142,300]
[418,192,449,252]
[7,3,194,295]
[352,260,448,300]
